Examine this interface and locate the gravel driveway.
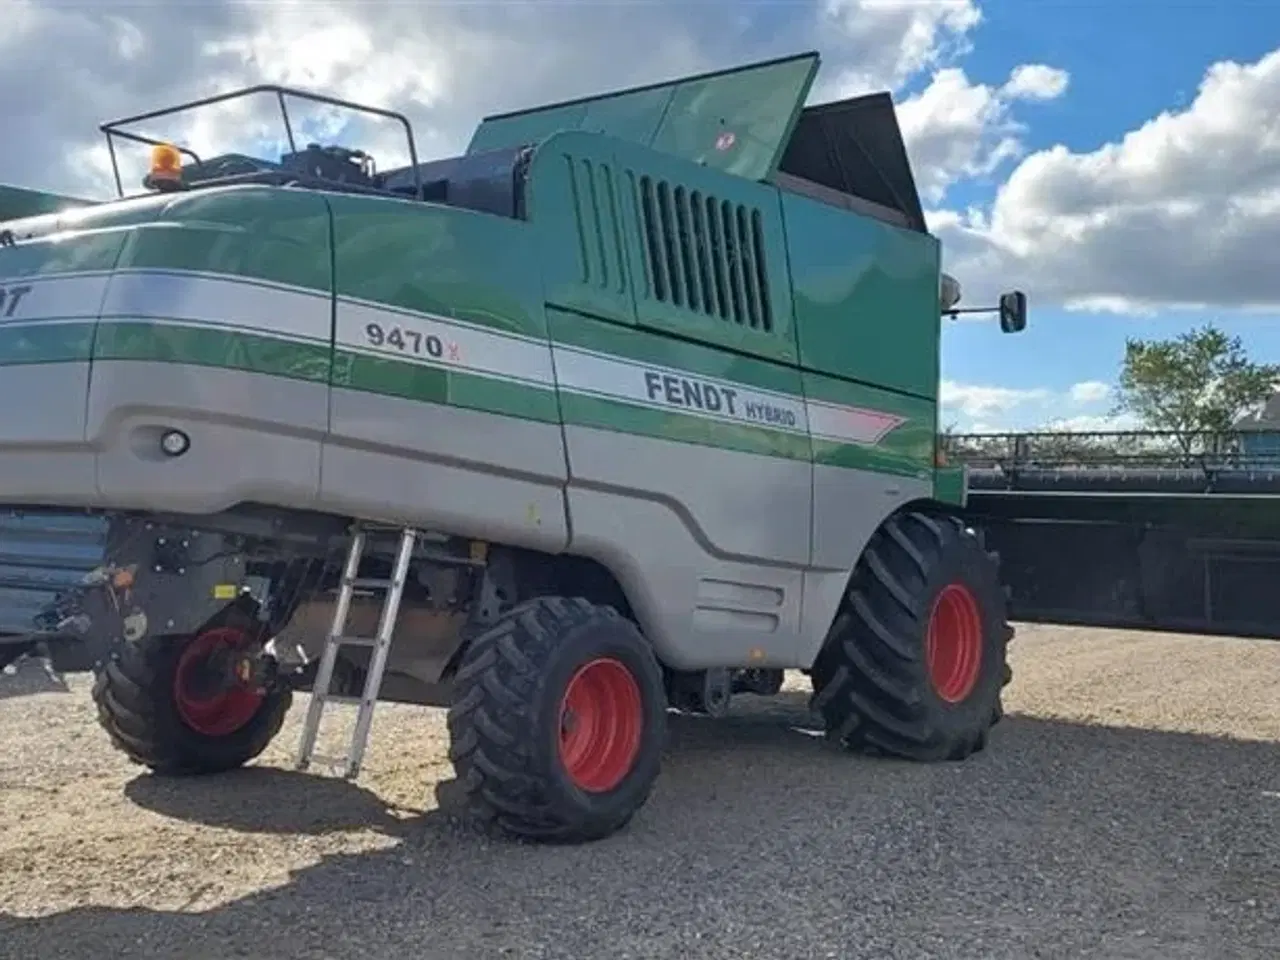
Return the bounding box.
[1,624,1277,960]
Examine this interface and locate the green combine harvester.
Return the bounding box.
[0,51,1027,842]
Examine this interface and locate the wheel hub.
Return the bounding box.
[173,627,266,737]
[925,582,984,703]
[557,657,643,793]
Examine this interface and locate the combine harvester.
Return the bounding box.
[0,52,1027,842]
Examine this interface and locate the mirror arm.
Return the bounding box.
[944,306,1000,318]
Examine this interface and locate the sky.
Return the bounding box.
[1,0,1276,435]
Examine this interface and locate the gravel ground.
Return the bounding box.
[1,624,1278,960]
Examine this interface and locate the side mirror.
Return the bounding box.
[999,290,1027,333]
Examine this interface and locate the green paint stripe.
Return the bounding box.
[3,265,925,416]
[334,350,561,424]
[560,392,810,462]
[94,322,331,383]
[1,280,933,470]
[0,321,95,365]
[810,437,932,478]
[91,323,563,425]
[4,317,923,467]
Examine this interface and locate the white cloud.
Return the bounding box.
[937,46,1280,312]
[943,379,1125,431]
[1068,381,1110,405]
[817,0,983,96]
[1003,64,1070,101]
[21,1,737,196]
[898,63,1069,203]
[941,380,1050,419]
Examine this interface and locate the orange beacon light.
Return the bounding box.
[145,143,183,191]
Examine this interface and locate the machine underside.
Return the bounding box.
[0,504,783,719]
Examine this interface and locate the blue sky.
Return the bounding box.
[930,0,1280,430]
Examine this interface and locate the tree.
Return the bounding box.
[1114,324,1280,452]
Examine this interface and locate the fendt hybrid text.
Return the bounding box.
[0,52,1027,842]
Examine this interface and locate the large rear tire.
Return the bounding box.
[92,627,292,775]
[447,596,667,843]
[810,510,1013,760]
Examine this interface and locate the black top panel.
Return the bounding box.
[380,146,530,219]
[776,92,927,234]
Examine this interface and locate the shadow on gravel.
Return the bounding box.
[123,767,416,837]
[4,706,1279,960]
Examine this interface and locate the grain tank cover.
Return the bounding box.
[775,92,927,234]
[466,52,820,182]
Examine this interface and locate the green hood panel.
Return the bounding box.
[0,187,334,292]
[0,185,95,224]
[467,52,820,183]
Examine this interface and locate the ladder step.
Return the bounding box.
[329,634,379,648]
[346,577,396,590]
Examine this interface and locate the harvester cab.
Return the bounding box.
[1,50,1024,845]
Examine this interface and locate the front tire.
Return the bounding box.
[810,510,1013,761]
[92,627,292,775]
[447,596,667,843]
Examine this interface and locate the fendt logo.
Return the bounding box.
[0,283,32,319]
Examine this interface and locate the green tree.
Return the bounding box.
[1115,324,1280,452]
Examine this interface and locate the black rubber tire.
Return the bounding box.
[447,596,667,843]
[91,632,292,775]
[810,510,1014,761]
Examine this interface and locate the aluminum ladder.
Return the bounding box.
[295,524,417,779]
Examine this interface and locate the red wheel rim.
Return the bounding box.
[172,627,264,737]
[557,657,644,793]
[925,583,984,703]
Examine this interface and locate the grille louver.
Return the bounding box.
[636,175,773,333]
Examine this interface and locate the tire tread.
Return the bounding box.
[92,634,291,776]
[447,596,663,843]
[810,510,1014,762]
